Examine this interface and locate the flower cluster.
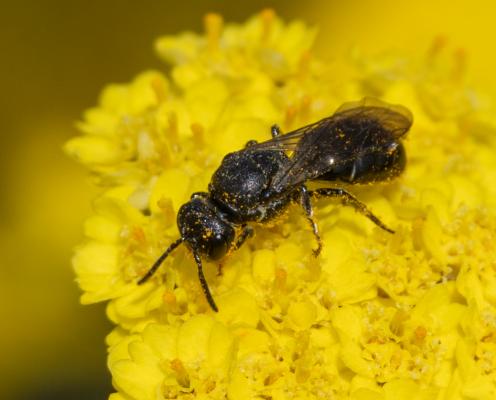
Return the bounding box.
[66,10,496,400]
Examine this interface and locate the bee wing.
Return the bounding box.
[247,117,335,152]
[333,97,413,139]
[252,97,413,192]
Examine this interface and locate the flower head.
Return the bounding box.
[66,10,496,399]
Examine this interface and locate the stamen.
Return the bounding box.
[190,122,205,146]
[261,8,276,42]
[204,13,223,51]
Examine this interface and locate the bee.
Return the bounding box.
[138,97,413,311]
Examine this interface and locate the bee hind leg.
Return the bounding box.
[309,188,394,234]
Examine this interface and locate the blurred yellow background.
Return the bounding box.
[0,1,493,399]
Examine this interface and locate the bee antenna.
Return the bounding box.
[137,237,184,285]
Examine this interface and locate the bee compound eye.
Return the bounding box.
[207,234,230,261]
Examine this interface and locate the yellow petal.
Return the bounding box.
[251,248,276,285]
[216,288,260,328]
[142,323,179,360]
[206,322,235,375]
[177,315,215,364]
[149,168,191,213]
[111,359,163,400]
[64,135,130,165]
[84,214,121,242]
[332,305,362,341]
[287,299,317,331]
[340,337,373,378]
[383,379,438,400]
[227,370,253,400]
[327,258,377,304]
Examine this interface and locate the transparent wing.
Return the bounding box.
[332,97,412,139]
[248,117,335,152]
[252,97,412,192]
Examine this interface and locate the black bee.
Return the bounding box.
[138,97,413,311]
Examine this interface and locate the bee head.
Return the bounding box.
[178,194,235,261]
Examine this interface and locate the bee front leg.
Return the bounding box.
[299,185,323,256]
[309,188,394,234]
[232,224,254,251]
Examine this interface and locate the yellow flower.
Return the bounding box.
[66,10,496,399]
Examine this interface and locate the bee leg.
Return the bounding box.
[217,262,223,277]
[191,191,209,200]
[271,124,282,138]
[309,188,394,234]
[300,185,323,256]
[193,251,218,312]
[244,140,258,148]
[232,224,254,251]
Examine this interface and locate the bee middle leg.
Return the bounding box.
[299,185,323,256]
[309,188,394,234]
